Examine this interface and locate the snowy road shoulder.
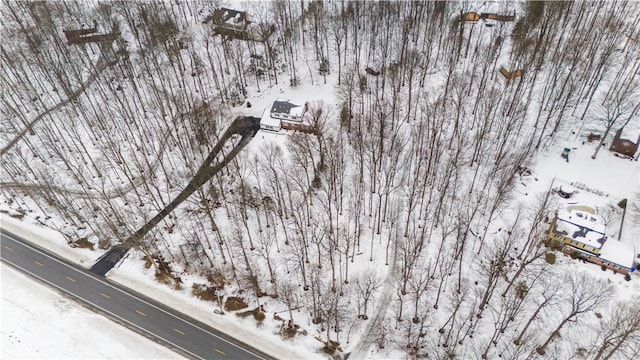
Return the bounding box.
[108,256,323,360]
[0,214,99,269]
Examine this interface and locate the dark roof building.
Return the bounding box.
[204,8,250,26]
[609,127,639,158]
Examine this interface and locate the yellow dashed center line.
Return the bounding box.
[66,276,76,283]
[214,348,226,356]
[136,310,146,316]
[173,329,185,335]
[100,293,110,299]
[34,261,44,267]
[4,246,13,251]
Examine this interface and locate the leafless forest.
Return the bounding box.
[1,1,639,358]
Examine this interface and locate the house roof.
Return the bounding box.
[556,209,606,249]
[610,127,640,155]
[261,115,281,128]
[610,138,637,157]
[211,8,249,24]
[260,107,281,128]
[271,100,303,116]
[599,239,635,269]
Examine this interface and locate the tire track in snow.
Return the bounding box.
[350,231,399,359]
[1,55,115,157]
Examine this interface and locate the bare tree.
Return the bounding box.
[476,213,520,318]
[355,269,382,320]
[590,301,640,360]
[276,280,300,326]
[513,275,564,346]
[536,273,614,355]
[591,77,640,159]
[501,194,552,298]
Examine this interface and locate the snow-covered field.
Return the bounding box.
[2,0,640,359]
[1,263,181,359]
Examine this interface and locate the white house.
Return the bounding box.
[270,100,306,123]
[259,106,281,132]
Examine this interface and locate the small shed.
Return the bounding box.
[205,8,250,27]
[460,12,481,21]
[609,127,639,158]
[586,133,601,142]
[499,66,524,80]
[557,185,576,199]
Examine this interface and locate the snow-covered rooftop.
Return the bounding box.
[289,104,305,117]
[600,239,636,270]
[260,106,281,129]
[556,209,606,249]
[549,178,630,247]
[271,100,304,116]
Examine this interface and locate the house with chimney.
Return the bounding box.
[270,100,307,123]
[546,179,637,280]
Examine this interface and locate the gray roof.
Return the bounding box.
[270,101,300,114]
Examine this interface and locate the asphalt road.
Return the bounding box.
[0,229,271,360]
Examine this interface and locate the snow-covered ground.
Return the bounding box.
[529,137,640,252]
[1,263,181,359]
[2,110,637,360]
[527,139,640,282]
[1,0,639,358]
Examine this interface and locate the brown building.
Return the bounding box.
[609,127,639,158]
